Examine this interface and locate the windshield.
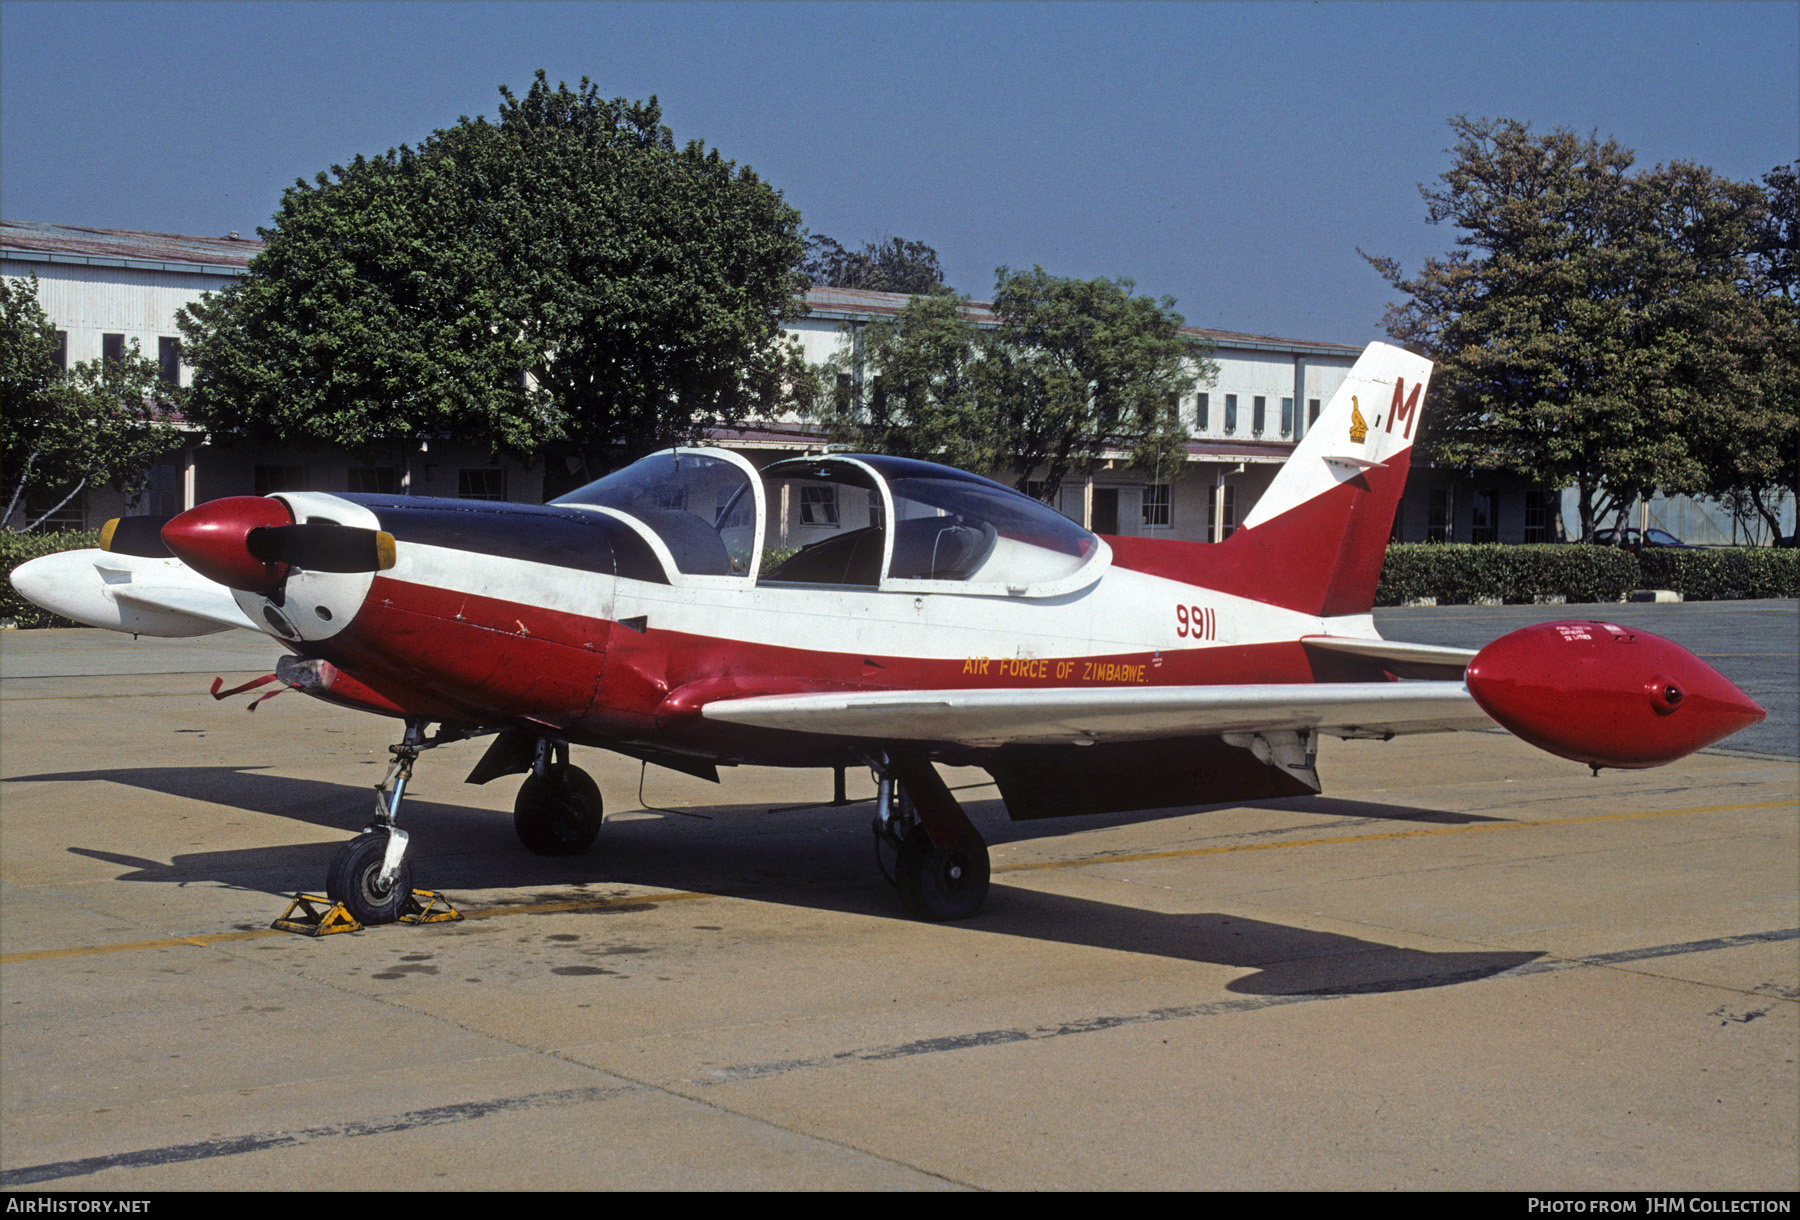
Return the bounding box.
[553,451,758,577]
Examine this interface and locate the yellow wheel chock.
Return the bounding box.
[271,889,462,936]
[399,889,463,924]
[272,894,363,936]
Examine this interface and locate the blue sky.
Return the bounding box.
[3,1,1795,343]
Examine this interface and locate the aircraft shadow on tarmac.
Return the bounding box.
[16,764,1538,995]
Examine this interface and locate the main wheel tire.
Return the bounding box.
[894,824,990,921]
[326,832,413,925]
[514,765,603,856]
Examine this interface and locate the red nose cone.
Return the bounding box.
[1467,621,1766,769]
[161,496,294,594]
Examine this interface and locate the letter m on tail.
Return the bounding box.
[1386,378,1421,440]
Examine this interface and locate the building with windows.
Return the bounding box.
[12,219,1641,547]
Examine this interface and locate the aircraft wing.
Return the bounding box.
[701,681,1494,748]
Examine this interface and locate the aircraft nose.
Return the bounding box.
[161,496,294,594]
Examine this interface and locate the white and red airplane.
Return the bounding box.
[10,343,1766,924]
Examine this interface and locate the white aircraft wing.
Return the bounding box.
[701,681,1494,748]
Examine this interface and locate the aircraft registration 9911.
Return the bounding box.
[10,344,1766,925]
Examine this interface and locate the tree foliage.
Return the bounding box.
[1365,117,1795,541]
[2,276,179,532]
[802,234,950,295]
[178,73,811,477]
[812,267,1210,501]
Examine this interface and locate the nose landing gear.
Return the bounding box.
[320,717,476,926]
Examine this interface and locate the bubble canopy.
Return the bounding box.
[554,449,1109,597]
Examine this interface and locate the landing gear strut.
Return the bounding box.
[324,718,480,925]
[872,755,990,922]
[327,718,427,924]
[513,738,603,855]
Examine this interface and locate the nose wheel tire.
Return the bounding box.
[326,832,414,925]
[514,765,603,855]
[894,824,990,921]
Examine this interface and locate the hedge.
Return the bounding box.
[1637,547,1800,600]
[1375,542,1799,605]
[1,530,101,628]
[1375,544,1641,605]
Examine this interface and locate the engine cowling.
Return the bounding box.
[1465,620,1765,769]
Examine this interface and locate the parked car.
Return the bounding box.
[1592,527,1702,553]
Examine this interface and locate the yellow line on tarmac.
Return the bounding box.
[0,891,711,963]
[993,798,1798,873]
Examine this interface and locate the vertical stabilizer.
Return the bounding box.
[1106,342,1431,618]
[1240,342,1431,530]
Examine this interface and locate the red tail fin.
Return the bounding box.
[1107,343,1431,618]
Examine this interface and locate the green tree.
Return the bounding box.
[1365,117,1791,541]
[814,267,1210,500]
[178,73,811,484]
[803,234,950,295]
[2,276,179,532]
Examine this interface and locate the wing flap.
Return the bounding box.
[701,681,1493,747]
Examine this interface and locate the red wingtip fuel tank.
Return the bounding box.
[161,497,294,595]
[1466,621,1766,769]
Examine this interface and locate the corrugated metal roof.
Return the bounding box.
[1,220,264,273]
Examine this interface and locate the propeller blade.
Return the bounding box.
[99,515,176,558]
[246,524,396,574]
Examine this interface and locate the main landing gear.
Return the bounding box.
[872,755,991,922]
[513,738,603,855]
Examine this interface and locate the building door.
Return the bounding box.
[1091,487,1119,535]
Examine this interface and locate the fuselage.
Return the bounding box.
[239,450,1390,767]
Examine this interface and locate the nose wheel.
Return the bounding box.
[327,831,416,924]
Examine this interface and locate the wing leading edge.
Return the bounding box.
[701,680,1494,748]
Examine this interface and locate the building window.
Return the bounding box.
[1207,484,1236,540]
[1252,396,1266,436]
[1428,487,1454,543]
[102,333,125,364]
[1309,398,1321,425]
[458,468,506,500]
[25,483,85,531]
[799,484,838,526]
[255,465,307,494]
[1471,490,1497,544]
[52,330,67,370]
[834,373,853,414]
[1141,483,1171,529]
[870,375,887,415]
[1195,393,1209,432]
[1524,489,1549,544]
[158,337,181,385]
[1224,394,1238,435]
[1281,397,1294,437]
[347,466,399,494]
